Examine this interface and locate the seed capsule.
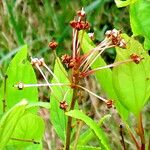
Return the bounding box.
[130,53,143,64]
[48,41,58,50]
[70,21,90,30]
[59,101,68,111]
[106,100,113,108]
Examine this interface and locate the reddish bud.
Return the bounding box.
[130,53,143,64]
[48,41,58,50]
[59,101,68,111]
[70,21,90,30]
[68,58,76,68]
[61,54,76,69]
[106,100,113,108]
[105,29,126,48]
[61,54,72,64]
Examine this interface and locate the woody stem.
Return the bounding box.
[137,113,145,150]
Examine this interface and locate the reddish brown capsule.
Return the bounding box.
[106,100,113,109]
[48,41,58,50]
[130,53,143,64]
[59,101,68,111]
[61,54,72,64]
[68,58,76,68]
[70,21,90,30]
[105,29,126,48]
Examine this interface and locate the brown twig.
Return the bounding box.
[126,124,140,150]
[137,113,145,150]
[119,124,126,150]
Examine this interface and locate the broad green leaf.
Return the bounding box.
[26,102,50,110]
[9,112,45,147]
[23,142,43,150]
[0,100,28,150]
[71,145,101,150]
[130,0,150,50]
[66,110,111,150]
[50,57,73,141]
[113,34,150,115]
[77,115,111,146]
[114,0,137,8]
[79,31,129,121]
[24,143,43,150]
[0,45,38,113]
[5,143,43,150]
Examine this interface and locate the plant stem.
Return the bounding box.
[11,137,39,144]
[137,113,145,150]
[73,121,83,150]
[119,125,126,150]
[126,124,140,150]
[65,88,78,150]
[148,138,150,150]
[2,75,8,113]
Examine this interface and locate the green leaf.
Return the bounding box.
[114,0,137,8]
[50,57,73,141]
[0,45,38,113]
[0,100,28,150]
[66,110,111,150]
[9,112,45,147]
[130,0,150,50]
[113,34,150,115]
[24,144,43,150]
[77,115,111,146]
[71,145,101,150]
[26,102,50,110]
[5,143,43,150]
[79,31,129,121]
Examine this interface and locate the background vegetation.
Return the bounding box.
[0,0,130,79]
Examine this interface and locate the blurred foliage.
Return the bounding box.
[0,0,130,82]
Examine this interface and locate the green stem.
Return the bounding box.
[11,137,39,144]
[73,121,83,150]
[2,75,8,113]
